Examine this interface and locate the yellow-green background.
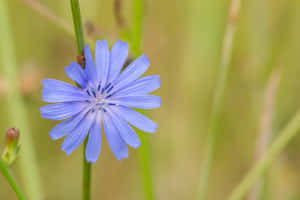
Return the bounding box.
[1,0,300,199]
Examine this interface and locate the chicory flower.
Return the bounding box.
[40,40,161,162]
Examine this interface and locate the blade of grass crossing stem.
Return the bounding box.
[0,1,44,200]
[22,0,94,45]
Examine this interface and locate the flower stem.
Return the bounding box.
[131,0,143,56]
[138,133,154,200]
[228,108,300,200]
[0,1,44,200]
[0,159,27,200]
[197,0,241,199]
[69,1,91,200]
[130,0,155,200]
[70,0,86,55]
[83,139,92,200]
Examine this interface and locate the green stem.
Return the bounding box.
[228,108,300,200]
[69,1,91,200]
[0,1,44,200]
[70,0,86,55]
[138,133,154,200]
[0,160,27,200]
[197,0,241,199]
[131,0,143,56]
[83,139,92,200]
[130,0,154,200]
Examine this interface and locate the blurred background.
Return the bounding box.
[1,0,300,199]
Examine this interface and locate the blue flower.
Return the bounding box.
[40,40,161,162]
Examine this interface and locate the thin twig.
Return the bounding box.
[22,0,96,44]
[23,0,119,44]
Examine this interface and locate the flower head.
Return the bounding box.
[40,40,161,162]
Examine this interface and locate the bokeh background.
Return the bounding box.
[1,0,300,199]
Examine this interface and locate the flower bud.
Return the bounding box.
[1,128,20,166]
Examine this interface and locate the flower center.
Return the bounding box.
[85,82,116,113]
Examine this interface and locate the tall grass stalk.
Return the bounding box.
[130,0,155,200]
[247,70,280,200]
[0,159,27,200]
[0,1,44,200]
[228,107,300,200]
[197,0,241,199]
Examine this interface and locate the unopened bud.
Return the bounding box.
[6,128,19,143]
[2,128,20,166]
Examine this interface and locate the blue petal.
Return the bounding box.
[115,75,161,97]
[40,101,88,120]
[95,40,110,85]
[108,40,128,83]
[103,114,129,161]
[86,113,102,163]
[65,62,87,87]
[62,111,96,155]
[49,108,90,140]
[84,44,97,84]
[112,54,150,92]
[109,95,161,109]
[42,79,90,103]
[107,109,141,148]
[111,106,158,133]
